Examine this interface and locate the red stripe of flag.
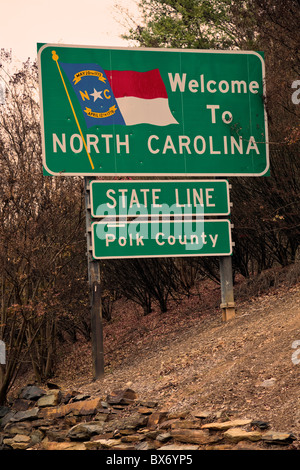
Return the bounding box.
[104,69,168,99]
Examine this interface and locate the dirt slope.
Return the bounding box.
[54,278,300,436]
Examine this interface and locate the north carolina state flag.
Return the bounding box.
[60,61,178,127]
[104,69,178,126]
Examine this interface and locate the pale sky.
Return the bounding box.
[0,0,141,64]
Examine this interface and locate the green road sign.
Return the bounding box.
[91,219,232,259]
[38,44,269,176]
[90,179,230,218]
[38,44,269,177]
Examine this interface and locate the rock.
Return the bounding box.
[99,413,148,436]
[201,418,252,431]
[144,430,159,440]
[147,411,168,429]
[159,443,199,450]
[259,378,276,388]
[9,399,30,411]
[156,432,172,443]
[207,443,243,450]
[64,416,78,427]
[139,400,158,409]
[85,438,122,450]
[42,441,86,450]
[106,388,137,406]
[94,410,110,422]
[3,421,32,436]
[71,393,90,402]
[135,440,158,450]
[234,441,263,450]
[224,428,262,443]
[45,428,69,442]
[167,411,189,419]
[114,412,148,432]
[192,409,212,419]
[0,406,10,419]
[0,411,16,428]
[3,434,31,450]
[171,428,221,445]
[30,429,44,445]
[138,407,153,415]
[171,419,202,430]
[19,385,46,401]
[67,422,107,440]
[37,390,61,408]
[10,407,39,423]
[121,434,144,443]
[119,428,136,436]
[262,431,296,445]
[251,419,270,430]
[109,443,136,450]
[39,397,102,420]
[159,418,180,430]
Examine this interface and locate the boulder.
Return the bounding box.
[0,406,10,419]
[19,385,46,401]
[3,433,31,450]
[37,390,61,408]
[106,388,137,406]
[159,443,199,450]
[84,438,122,450]
[38,397,102,420]
[135,440,158,450]
[171,419,202,430]
[3,421,32,436]
[171,428,221,445]
[42,441,86,450]
[201,418,252,431]
[224,428,262,443]
[262,431,296,445]
[10,407,39,423]
[67,422,107,440]
[147,411,168,430]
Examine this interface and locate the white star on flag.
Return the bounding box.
[90,88,103,101]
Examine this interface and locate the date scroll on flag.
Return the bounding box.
[59,61,178,128]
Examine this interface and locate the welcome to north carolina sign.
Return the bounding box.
[37,44,269,176]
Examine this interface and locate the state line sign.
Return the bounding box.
[38,44,269,177]
[90,180,230,218]
[91,219,232,259]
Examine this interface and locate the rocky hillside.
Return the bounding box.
[0,384,298,450]
[1,272,300,451]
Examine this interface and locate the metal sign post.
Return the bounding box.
[219,255,236,321]
[84,177,104,379]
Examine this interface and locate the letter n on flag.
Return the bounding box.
[60,62,178,128]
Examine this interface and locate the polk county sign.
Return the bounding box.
[38,45,269,177]
[91,219,232,260]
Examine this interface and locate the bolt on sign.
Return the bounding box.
[37,44,269,177]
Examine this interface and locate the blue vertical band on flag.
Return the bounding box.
[60,62,125,128]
